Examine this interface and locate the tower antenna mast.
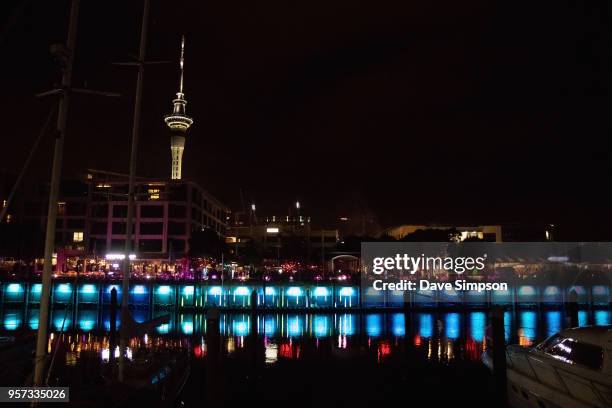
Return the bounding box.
[165,35,193,180]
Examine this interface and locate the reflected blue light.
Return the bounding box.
[338,314,356,336]
[53,314,71,331]
[28,312,39,330]
[579,310,588,327]
[265,287,276,296]
[419,314,433,338]
[313,287,329,297]
[313,315,330,338]
[504,311,512,341]
[157,323,170,334]
[233,318,249,336]
[264,315,276,336]
[445,313,460,339]
[391,313,405,337]
[470,312,486,342]
[595,310,611,326]
[366,314,382,337]
[181,321,194,335]
[78,310,97,331]
[209,286,222,296]
[182,286,194,296]
[520,311,536,341]
[287,315,303,337]
[3,312,21,330]
[156,285,171,295]
[31,284,42,293]
[545,311,561,337]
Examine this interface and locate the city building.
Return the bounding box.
[384,224,504,242]
[226,202,339,262]
[26,170,229,260]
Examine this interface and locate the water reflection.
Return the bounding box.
[0,308,612,352]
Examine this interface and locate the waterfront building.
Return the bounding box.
[226,203,339,263]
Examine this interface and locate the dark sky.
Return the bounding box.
[1,0,611,229]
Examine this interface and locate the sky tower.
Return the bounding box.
[164,35,193,180]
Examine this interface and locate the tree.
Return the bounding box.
[400,228,460,242]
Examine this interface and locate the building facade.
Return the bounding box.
[30,170,228,259]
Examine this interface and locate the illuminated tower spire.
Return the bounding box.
[164,35,193,180]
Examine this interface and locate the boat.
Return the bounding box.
[483,326,612,407]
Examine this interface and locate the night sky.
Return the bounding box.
[2,0,611,230]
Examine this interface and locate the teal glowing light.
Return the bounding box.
[209,286,222,296]
[391,313,405,337]
[157,323,170,334]
[234,286,249,296]
[6,283,22,293]
[78,311,97,331]
[504,311,511,341]
[81,284,96,294]
[264,316,276,336]
[157,285,171,295]
[183,286,194,296]
[579,310,588,327]
[520,311,537,341]
[366,314,382,337]
[470,312,486,342]
[181,321,194,335]
[53,314,72,331]
[595,310,611,326]
[3,312,21,330]
[338,314,356,336]
[265,287,276,296]
[339,287,354,297]
[57,284,71,294]
[28,312,39,330]
[419,313,433,338]
[287,315,303,337]
[234,319,249,336]
[545,311,561,337]
[445,313,460,339]
[286,287,302,297]
[313,287,329,297]
[313,315,330,338]
[134,285,147,295]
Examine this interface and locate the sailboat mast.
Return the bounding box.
[119,0,151,382]
[33,0,81,387]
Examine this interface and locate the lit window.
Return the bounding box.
[73,231,84,242]
[57,202,66,215]
[148,189,160,200]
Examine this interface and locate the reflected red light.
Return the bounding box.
[414,335,421,347]
[193,345,203,358]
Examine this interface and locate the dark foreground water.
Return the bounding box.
[0,308,609,407]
